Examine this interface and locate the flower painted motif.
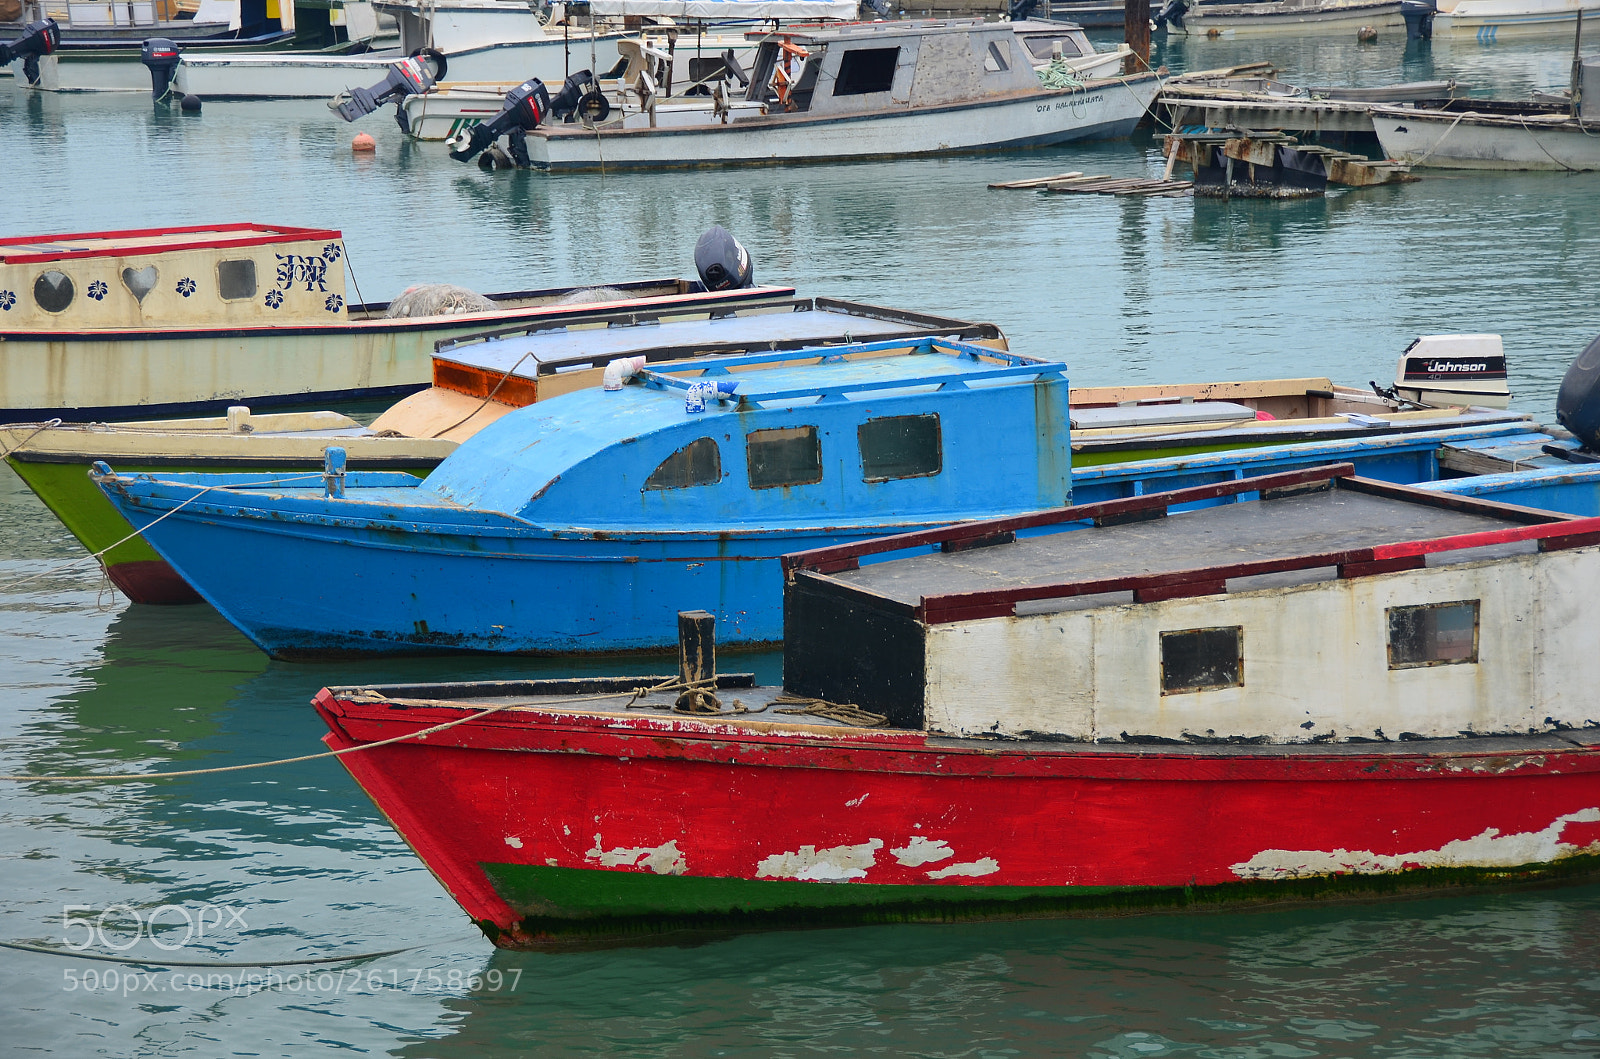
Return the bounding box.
[87,280,109,301]
[325,294,344,313]
[0,290,14,311]
[322,243,342,262]
[176,277,197,297]
[264,289,284,309]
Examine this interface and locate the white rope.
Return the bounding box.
[0,474,323,594]
[0,678,694,783]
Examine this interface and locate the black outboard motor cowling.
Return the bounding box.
[446,78,550,166]
[1557,335,1600,450]
[332,49,446,134]
[141,38,180,101]
[1152,0,1188,31]
[694,226,753,291]
[1,18,60,87]
[1401,0,1437,39]
[1007,0,1039,21]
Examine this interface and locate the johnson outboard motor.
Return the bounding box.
[140,38,180,101]
[1401,0,1437,39]
[446,78,550,166]
[694,227,753,291]
[330,49,446,134]
[1557,335,1600,453]
[1152,0,1188,32]
[1,18,60,87]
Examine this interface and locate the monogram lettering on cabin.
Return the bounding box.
[273,254,332,293]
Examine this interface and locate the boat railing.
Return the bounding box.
[785,464,1600,623]
[634,335,1065,408]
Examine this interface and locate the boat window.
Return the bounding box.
[1387,600,1479,669]
[644,437,722,491]
[1160,627,1243,695]
[859,414,941,482]
[33,270,74,313]
[985,41,1010,72]
[833,47,899,96]
[747,425,822,489]
[1023,35,1082,60]
[217,259,258,301]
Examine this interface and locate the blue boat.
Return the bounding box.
[91,333,1571,659]
[93,337,1077,658]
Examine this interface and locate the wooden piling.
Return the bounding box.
[1125,0,1151,75]
[678,610,716,685]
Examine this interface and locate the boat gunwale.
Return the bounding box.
[0,222,343,264]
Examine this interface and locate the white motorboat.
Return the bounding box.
[444,19,1160,171]
[172,0,622,99]
[400,19,1129,141]
[1159,69,1463,134]
[1431,0,1600,40]
[1152,0,1405,38]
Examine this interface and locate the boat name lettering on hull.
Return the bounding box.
[1039,94,1103,113]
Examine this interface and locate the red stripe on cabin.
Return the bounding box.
[0,224,344,264]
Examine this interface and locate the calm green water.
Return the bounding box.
[5,30,1600,1056]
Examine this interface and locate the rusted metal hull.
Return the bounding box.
[315,688,1600,947]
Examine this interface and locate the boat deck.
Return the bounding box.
[832,480,1547,610]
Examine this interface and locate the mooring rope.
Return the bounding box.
[768,694,889,728]
[0,418,62,456]
[1407,109,1468,168]
[0,677,694,783]
[0,474,323,595]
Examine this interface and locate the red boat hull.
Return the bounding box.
[314,690,1600,948]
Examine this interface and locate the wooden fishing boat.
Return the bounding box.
[398,20,1126,142]
[494,20,1161,171]
[0,222,794,421]
[90,336,1551,659]
[313,464,1600,947]
[5,296,1002,604]
[1152,0,1405,38]
[1371,93,1600,170]
[1158,70,1464,137]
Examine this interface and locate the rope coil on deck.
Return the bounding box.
[767,694,889,728]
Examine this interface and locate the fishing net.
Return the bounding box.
[383,283,496,318]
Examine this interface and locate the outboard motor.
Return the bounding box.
[1151,0,1188,32]
[1557,335,1600,450]
[1401,0,1436,39]
[1,18,60,87]
[1392,334,1510,410]
[546,69,609,124]
[140,38,180,101]
[694,226,753,291]
[1007,0,1039,21]
[330,49,446,134]
[446,78,550,167]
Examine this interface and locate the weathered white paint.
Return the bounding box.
[927,858,1000,878]
[891,836,953,866]
[1372,108,1600,171]
[923,545,1600,743]
[757,838,883,881]
[1166,0,1405,38]
[586,835,687,875]
[1231,807,1600,879]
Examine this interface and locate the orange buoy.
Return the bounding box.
[352,132,377,152]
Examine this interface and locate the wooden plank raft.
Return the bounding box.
[989,172,1194,197]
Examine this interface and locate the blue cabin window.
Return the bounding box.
[747,426,821,489]
[1387,600,1478,669]
[644,437,722,490]
[833,48,899,95]
[859,414,941,482]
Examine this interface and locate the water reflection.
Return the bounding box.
[396,886,1600,1058]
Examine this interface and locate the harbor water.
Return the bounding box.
[5,28,1600,1056]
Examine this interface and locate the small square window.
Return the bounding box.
[747,425,821,489]
[1160,627,1243,695]
[217,259,257,301]
[985,41,1010,72]
[645,437,721,490]
[859,413,941,482]
[1387,601,1479,669]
